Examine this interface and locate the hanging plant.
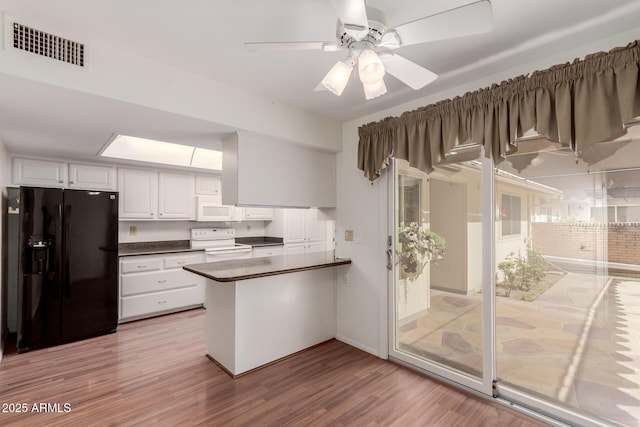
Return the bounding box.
[397,222,446,284]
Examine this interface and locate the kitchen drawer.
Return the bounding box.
[163,253,204,269]
[120,258,162,273]
[252,245,284,258]
[121,286,202,320]
[121,270,202,296]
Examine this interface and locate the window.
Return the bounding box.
[534,205,553,223]
[501,194,521,236]
[590,204,640,222]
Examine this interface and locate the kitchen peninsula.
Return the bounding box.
[183,251,351,377]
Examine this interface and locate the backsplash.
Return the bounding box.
[118,221,267,243]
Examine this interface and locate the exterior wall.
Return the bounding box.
[531,222,640,266]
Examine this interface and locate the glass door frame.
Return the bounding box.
[386,153,496,397]
[386,153,614,427]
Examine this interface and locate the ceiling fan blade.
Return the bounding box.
[329,0,369,39]
[380,53,438,90]
[245,42,328,52]
[393,0,493,47]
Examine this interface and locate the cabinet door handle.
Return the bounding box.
[177,261,186,265]
[160,213,164,216]
[157,300,167,305]
[157,279,167,284]
[137,265,147,269]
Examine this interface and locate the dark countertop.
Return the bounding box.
[235,236,284,247]
[119,240,203,257]
[183,251,351,282]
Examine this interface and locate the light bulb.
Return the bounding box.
[321,59,353,96]
[363,78,387,100]
[358,49,385,85]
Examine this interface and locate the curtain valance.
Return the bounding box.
[358,40,640,181]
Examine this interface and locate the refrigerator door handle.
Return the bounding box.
[63,204,71,297]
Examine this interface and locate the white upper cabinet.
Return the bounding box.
[268,208,329,254]
[243,207,273,221]
[12,157,116,190]
[12,157,67,187]
[284,209,307,243]
[12,157,220,222]
[195,175,221,199]
[68,163,117,190]
[118,168,158,220]
[118,168,202,221]
[158,172,193,219]
[306,208,327,242]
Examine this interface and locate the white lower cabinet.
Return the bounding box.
[284,243,307,256]
[252,245,284,258]
[284,242,325,255]
[307,240,326,253]
[119,252,205,322]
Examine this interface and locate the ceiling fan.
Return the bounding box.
[245,0,493,100]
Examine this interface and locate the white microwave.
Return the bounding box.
[196,196,239,222]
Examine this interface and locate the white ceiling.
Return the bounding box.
[1,0,640,164]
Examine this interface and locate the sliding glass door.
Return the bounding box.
[389,134,640,426]
[389,150,492,394]
[496,139,640,426]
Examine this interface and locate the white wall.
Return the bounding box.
[0,138,8,362]
[0,34,341,153]
[334,28,640,359]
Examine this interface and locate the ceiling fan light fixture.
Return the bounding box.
[358,49,385,85]
[363,78,387,100]
[321,59,353,96]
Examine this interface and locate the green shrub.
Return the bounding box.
[497,249,547,297]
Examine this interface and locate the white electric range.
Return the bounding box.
[190,228,252,261]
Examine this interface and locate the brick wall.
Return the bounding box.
[531,222,640,265]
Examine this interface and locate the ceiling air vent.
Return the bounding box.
[12,21,84,66]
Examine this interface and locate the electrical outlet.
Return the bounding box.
[345,230,354,241]
[343,272,349,284]
[129,225,137,236]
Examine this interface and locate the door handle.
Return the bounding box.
[386,235,393,271]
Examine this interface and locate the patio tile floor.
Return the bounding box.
[397,272,640,426]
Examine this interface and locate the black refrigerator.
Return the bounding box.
[17,186,119,353]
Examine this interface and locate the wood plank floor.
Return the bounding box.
[0,309,547,426]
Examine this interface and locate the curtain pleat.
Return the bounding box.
[358,40,640,181]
